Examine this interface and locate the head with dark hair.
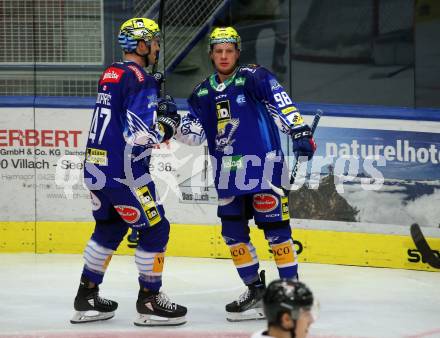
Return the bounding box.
[263,279,315,338]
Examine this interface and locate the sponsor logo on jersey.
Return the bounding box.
[216,118,240,152]
[281,106,295,115]
[99,67,124,85]
[131,223,147,229]
[291,112,304,126]
[216,100,231,131]
[270,78,281,90]
[90,191,101,211]
[266,213,281,218]
[253,193,279,213]
[127,65,145,82]
[197,87,209,97]
[115,205,141,224]
[222,155,243,171]
[271,241,295,266]
[281,196,289,221]
[235,77,246,86]
[215,94,227,100]
[230,243,253,266]
[86,148,108,166]
[146,208,160,223]
[153,252,165,273]
[136,185,161,226]
[236,94,246,106]
[241,66,257,73]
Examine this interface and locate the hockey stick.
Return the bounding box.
[410,223,440,269]
[268,110,322,197]
[151,0,166,95]
[152,0,164,75]
[369,64,413,80]
[287,110,322,187]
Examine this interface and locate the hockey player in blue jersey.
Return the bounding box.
[71,17,186,326]
[175,27,316,321]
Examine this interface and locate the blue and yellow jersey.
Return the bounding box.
[84,61,162,188]
[177,64,305,198]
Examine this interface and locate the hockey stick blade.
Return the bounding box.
[410,223,440,269]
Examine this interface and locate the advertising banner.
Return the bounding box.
[289,117,440,227]
[0,107,219,224]
[1,107,439,229]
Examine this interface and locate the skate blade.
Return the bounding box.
[70,310,114,324]
[134,314,186,327]
[226,307,265,322]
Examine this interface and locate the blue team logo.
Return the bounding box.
[147,94,158,109]
[236,94,246,106]
[216,118,240,153]
[270,79,281,91]
[180,115,205,137]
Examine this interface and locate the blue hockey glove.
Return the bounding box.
[291,125,316,160]
[157,95,180,141]
[152,72,164,86]
[158,95,177,115]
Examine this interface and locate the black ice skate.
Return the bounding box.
[70,277,118,324]
[134,289,187,326]
[226,270,266,322]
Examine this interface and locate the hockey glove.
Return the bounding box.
[157,96,180,142]
[291,124,316,160]
[152,72,164,87]
[158,95,177,115]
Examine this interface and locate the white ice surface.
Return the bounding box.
[0,254,439,338]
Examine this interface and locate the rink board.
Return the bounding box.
[1,221,439,272]
[1,102,440,272]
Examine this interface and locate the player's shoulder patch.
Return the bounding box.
[239,64,261,74]
[99,65,125,85]
[193,77,210,97]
